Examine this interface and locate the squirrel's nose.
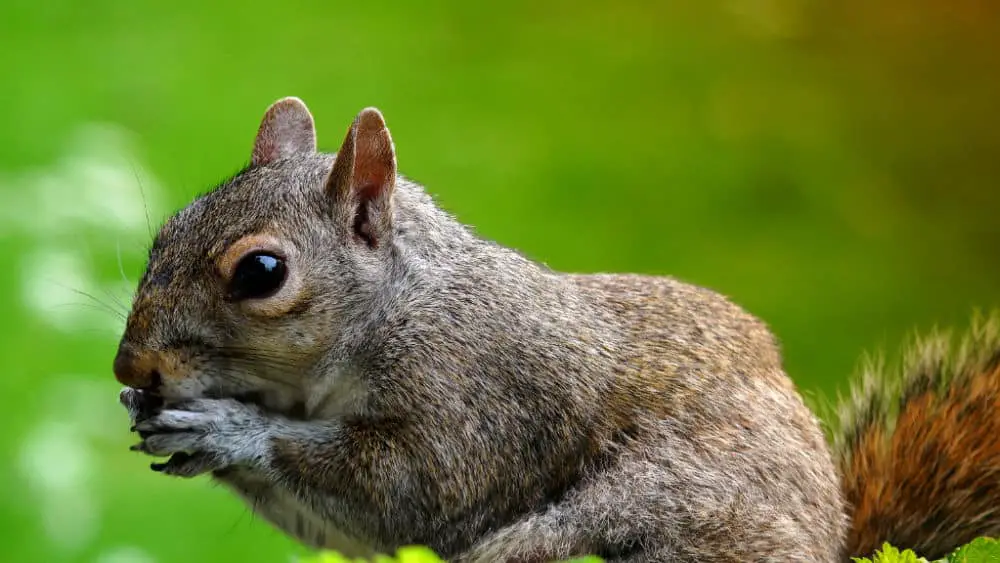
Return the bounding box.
[113,346,161,390]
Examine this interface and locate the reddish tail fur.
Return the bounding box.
[832,311,1000,560]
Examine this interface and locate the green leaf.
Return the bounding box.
[297,553,355,563]
[852,542,927,563]
[296,546,445,563]
[948,537,1000,563]
[394,546,446,563]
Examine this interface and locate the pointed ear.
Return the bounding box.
[326,107,397,247]
[251,97,317,166]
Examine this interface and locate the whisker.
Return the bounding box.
[229,370,299,390]
[55,240,129,317]
[216,346,306,367]
[47,301,121,316]
[46,283,127,321]
[219,353,302,368]
[57,326,123,338]
[220,495,254,538]
[116,238,134,289]
[130,162,155,241]
[220,358,305,378]
[100,287,130,317]
[208,351,302,389]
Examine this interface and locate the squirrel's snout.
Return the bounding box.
[113,346,162,391]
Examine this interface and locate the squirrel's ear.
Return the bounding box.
[325,107,397,247]
[251,97,317,166]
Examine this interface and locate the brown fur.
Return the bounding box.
[834,312,1000,560]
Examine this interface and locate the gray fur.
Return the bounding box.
[117,102,849,562]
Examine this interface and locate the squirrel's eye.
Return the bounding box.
[229,252,287,301]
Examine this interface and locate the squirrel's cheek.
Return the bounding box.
[158,374,212,402]
[146,351,210,400]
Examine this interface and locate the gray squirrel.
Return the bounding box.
[114,97,1000,562]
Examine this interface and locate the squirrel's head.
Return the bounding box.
[112,97,399,407]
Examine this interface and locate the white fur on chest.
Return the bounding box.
[303,365,369,419]
[271,487,374,556]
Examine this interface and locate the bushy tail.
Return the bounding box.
[831,311,1000,560]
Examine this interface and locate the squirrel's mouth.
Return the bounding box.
[144,391,164,411]
[121,387,164,423]
[124,371,165,404]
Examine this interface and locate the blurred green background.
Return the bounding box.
[1,1,998,561]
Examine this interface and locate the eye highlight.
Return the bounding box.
[228,251,287,301]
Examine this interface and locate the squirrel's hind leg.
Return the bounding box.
[455,430,835,563]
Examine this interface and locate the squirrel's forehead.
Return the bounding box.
[154,189,299,254]
[150,158,331,253]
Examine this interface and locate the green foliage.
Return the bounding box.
[852,543,928,563]
[296,547,604,563]
[950,538,1000,563]
[298,546,443,563]
[299,539,1000,563]
[852,538,1000,563]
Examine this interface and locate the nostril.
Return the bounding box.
[113,347,162,391]
[113,348,138,386]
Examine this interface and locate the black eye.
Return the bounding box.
[229,252,287,301]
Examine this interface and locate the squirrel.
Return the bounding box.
[112,97,1000,562]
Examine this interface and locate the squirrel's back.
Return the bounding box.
[559,274,847,561]
[568,274,1000,560]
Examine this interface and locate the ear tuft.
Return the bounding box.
[251,97,317,166]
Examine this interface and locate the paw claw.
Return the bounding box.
[128,399,267,477]
[154,452,221,478]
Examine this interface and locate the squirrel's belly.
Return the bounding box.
[215,468,376,557]
[269,487,376,557]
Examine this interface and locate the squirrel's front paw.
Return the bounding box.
[131,398,271,478]
[119,387,163,427]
